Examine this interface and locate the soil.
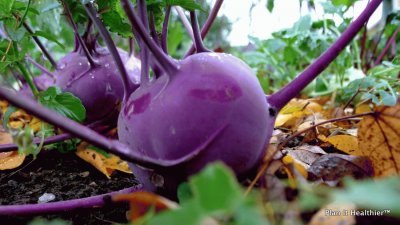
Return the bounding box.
[0,150,140,225]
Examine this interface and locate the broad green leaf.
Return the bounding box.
[190,162,242,214]
[0,0,15,17]
[39,86,86,122]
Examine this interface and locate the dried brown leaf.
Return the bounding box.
[358,102,400,176]
[308,154,374,183]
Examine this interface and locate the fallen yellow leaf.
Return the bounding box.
[275,99,323,127]
[358,101,400,176]
[0,151,26,170]
[76,142,132,178]
[324,135,361,156]
[0,128,24,170]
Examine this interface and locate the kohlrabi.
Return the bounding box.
[0,0,383,200]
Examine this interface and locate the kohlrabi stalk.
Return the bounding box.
[175,7,194,42]
[374,25,400,65]
[267,0,383,110]
[120,0,179,76]
[60,0,98,68]
[22,22,58,69]
[0,186,141,215]
[161,6,172,54]
[0,133,70,152]
[25,55,55,78]
[190,11,210,53]
[138,0,151,85]
[184,0,224,57]
[82,2,135,100]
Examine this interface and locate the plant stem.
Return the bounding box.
[175,7,194,41]
[83,2,134,101]
[16,62,39,97]
[0,186,141,215]
[0,133,70,152]
[128,37,135,56]
[184,0,224,57]
[25,55,55,78]
[149,12,160,46]
[120,0,178,76]
[268,0,383,111]
[22,22,58,69]
[374,25,400,66]
[60,0,98,68]
[161,6,171,54]
[190,11,210,53]
[82,19,93,43]
[138,0,150,85]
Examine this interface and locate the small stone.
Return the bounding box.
[38,193,56,203]
[79,171,90,178]
[89,182,97,186]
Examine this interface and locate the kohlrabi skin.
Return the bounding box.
[118,52,275,195]
[56,47,140,124]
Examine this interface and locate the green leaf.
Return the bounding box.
[96,0,133,38]
[2,105,17,130]
[165,0,204,12]
[4,19,26,41]
[332,0,358,7]
[31,30,65,49]
[266,0,274,13]
[190,162,243,214]
[10,126,40,156]
[0,0,15,17]
[332,177,400,216]
[28,218,71,225]
[39,86,86,122]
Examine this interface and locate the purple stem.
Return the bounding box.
[60,0,98,68]
[0,133,70,152]
[22,22,58,69]
[268,0,383,110]
[83,2,134,100]
[25,56,55,78]
[120,0,178,76]
[184,0,224,58]
[374,25,400,65]
[190,11,210,53]
[0,79,197,168]
[138,0,151,85]
[175,7,194,41]
[0,186,142,216]
[129,37,136,57]
[149,13,161,47]
[82,20,93,43]
[161,6,171,54]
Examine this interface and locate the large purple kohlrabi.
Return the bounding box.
[118,52,275,195]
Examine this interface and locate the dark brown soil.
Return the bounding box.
[0,150,140,225]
